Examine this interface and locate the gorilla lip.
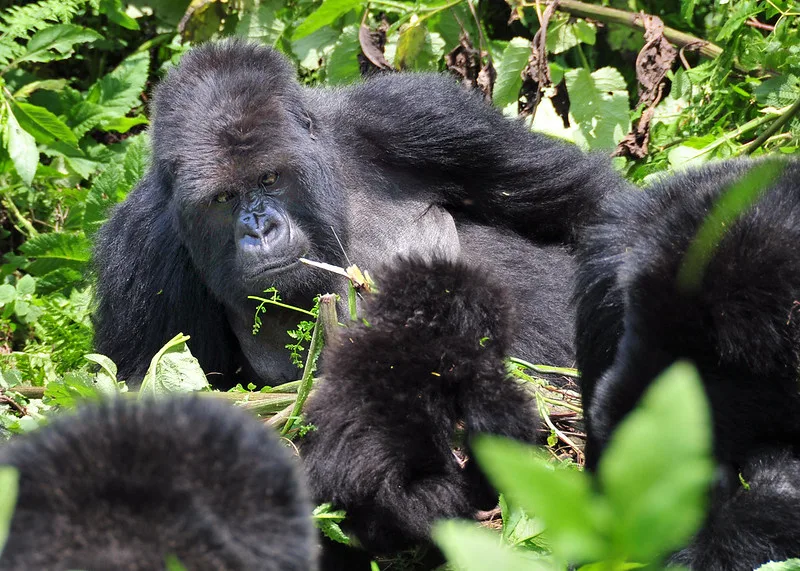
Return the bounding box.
[245,256,303,279]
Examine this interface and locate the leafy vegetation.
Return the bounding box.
[0,0,798,568]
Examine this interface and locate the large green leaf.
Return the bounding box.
[291,0,361,40]
[4,108,38,186]
[493,37,531,109]
[474,437,606,562]
[19,25,102,63]
[564,66,630,151]
[11,101,78,147]
[325,25,361,85]
[70,51,150,138]
[19,232,92,275]
[0,467,18,557]
[139,333,210,398]
[598,362,714,562]
[434,520,555,571]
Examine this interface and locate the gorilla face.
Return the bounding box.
[152,46,347,305]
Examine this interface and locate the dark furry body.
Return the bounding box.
[0,398,315,571]
[574,158,800,569]
[301,257,538,567]
[93,40,624,388]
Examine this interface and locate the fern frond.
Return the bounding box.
[0,0,95,68]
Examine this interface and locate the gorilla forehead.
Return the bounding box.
[151,40,306,174]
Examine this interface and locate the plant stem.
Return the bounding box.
[743,96,800,155]
[526,0,727,61]
[280,294,336,436]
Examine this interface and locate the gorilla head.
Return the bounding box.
[0,397,316,570]
[150,42,346,302]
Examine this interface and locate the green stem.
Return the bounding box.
[508,357,580,379]
[280,296,336,436]
[743,96,800,155]
[247,296,317,317]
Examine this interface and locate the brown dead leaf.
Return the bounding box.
[446,34,496,101]
[614,13,677,159]
[358,17,393,77]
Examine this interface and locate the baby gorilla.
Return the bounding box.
[0,397,315,571]
[575,158,800,570]
[301,257,538,568]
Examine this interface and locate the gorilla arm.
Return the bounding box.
[338,74,628,244]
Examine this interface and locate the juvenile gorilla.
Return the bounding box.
[301,257,538,567]
[574,158,800,570]
[0,398,315,571]
[93,40,625,388]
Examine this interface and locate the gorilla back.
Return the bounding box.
[93,40,624,387]
[574,158,800,569]
[0,397,315,571]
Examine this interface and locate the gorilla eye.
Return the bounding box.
[260,171,280,187]
[214,191,235,204]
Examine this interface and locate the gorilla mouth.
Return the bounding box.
[245,257,303,279]
[243,255,305,280]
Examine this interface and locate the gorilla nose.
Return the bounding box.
[237,213,287,249]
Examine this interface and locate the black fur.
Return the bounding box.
[0,397,315,571]
[574,158,800,569]
[93,40,625,388]
[301,257,538,566]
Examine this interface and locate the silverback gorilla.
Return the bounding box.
[92,40,625,388]
[574,158,800,570]
[302,257,538,568]
[0,397,315,570]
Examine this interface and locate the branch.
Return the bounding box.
[545,0,724,61]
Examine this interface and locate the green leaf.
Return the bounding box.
[395,21,428,70]
[754,75,800,108]
[493,38,531,109]
[13,79,68,100]
[19,232,92,275]
[757,560,800,571]
[433,520,554,571]
[19,25,102,64]
[292,26,339,70]
[473,436,606,562]
[312,503,350,545]
[236,0,287,44]
[598,361,714,562]
[84,353,119,392]
[546,14,596,54]
[100,114,148,134]
[43,371,104,407]
[0,467,19,557]
[564,66,630,151]
[326,25,361,85]
[292,0,360,40]
[0,285,16,305]
[680,0,697,23]
[71,51,150,138]
[15,275,35,297]
[677,159,787,293]
[5,106,38,185]
[99,0,140,30]
[139,333,210,398]
[11,101,77,147]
